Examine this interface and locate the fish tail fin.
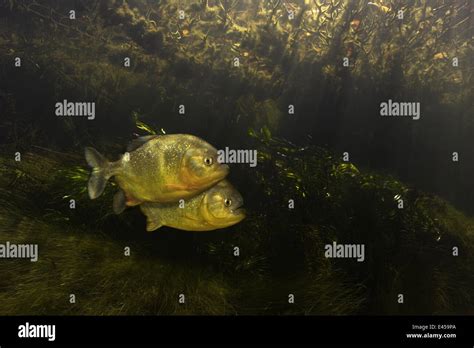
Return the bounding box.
[85,147,112,199]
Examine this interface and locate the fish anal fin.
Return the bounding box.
[113,190,127,214]
[146,218,163,232]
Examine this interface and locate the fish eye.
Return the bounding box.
[204,157,213,166]
[224,198,232,207]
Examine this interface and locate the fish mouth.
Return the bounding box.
[220,164,230,175]
[231,203,246,216]
[207,164,229,184]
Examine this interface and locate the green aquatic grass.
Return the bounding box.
[1,135,473,315]
[0,193,234,315]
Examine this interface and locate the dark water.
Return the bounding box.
[0,0,473,316]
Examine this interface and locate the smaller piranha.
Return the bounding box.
[85,134,229,214]
[140,180,246,231]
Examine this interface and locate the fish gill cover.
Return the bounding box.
[0,0,473,315]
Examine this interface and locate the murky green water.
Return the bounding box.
[0,0,473,315]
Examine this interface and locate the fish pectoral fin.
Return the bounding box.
[113,190,127,214]
[184,212,201,222]
[146,218,163,232]
[163,183,190,193]
[127,135,160,152]
[125,193,142,207]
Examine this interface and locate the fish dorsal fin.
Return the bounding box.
[146,217,163,232]
[127,135,160,152]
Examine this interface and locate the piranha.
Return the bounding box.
[85,134,229,213]
[140,180,246,231]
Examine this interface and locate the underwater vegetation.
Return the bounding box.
[0,0,473,315]
[0,128,473,315]
[1,0,472,212]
